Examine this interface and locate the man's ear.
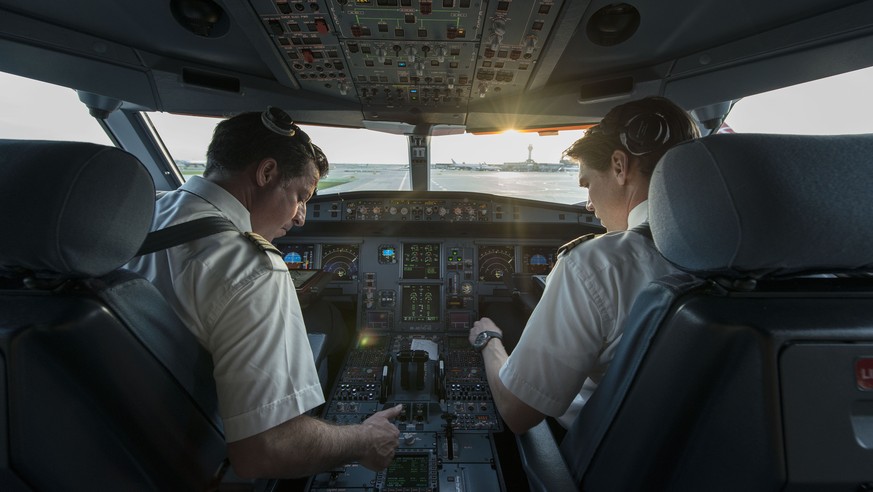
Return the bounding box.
[611,149,630,185]
[254,158,280,187]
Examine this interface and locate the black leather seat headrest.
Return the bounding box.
[0,140,155,278]
[650,133,873,277]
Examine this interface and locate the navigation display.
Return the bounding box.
[478,245,514,282]
[322,244,359,281]
[401,284,440,323]
[402,242,441,279]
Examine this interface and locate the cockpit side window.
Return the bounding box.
[0,71,112,146]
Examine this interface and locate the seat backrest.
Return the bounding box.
[561,134,873,491]
[0,140,226,491]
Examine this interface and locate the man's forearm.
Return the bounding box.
[228,414,366,478]
[479,339,546,434]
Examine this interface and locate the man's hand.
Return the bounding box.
[469,317,503,346]
[357,404,403,471]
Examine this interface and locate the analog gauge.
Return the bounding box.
[460,282,473,295]
[478,245,515,282]
[438,207,447,216]
[390,206,398,215]
[322,244,360,280]
[372,206,382,214]
[400,207,409,215]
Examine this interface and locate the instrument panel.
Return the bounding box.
[278,192,599,492]
[277,238,562,333]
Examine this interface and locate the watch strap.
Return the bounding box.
[476,330,503,351]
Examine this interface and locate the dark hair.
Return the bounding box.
[204,112,329,182]
[563,96,700,176]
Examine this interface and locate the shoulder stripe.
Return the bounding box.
[244,232,283,257]
[557,233,598,257]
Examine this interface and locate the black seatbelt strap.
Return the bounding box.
[136,216,237,256]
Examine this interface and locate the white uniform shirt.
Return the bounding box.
[498,201,680,428]
[125,176,324,442]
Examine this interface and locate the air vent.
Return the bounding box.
[577,77,633,102]
[182,68,241,93]
[587,3,639,46]
[170,0,229,38]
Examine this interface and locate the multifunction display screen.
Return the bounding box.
[402,242,441,280]
[383,454,431,489]
[401,284,440,323]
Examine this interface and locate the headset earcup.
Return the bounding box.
[623,112,671,155]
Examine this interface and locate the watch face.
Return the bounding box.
[474,332,488,348]
[474,331,496,351]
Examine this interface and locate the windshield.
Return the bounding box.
[4,66,873,204]
[148,111,587,204]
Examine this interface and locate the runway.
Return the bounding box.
[323,165,586,205]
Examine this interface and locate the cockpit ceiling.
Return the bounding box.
[2,0,873,131]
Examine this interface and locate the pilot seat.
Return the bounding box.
[517,133,873,491]
[0,140,325,491]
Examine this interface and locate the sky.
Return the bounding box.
[3,65,873,163]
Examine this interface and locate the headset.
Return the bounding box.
[598,111,673,156]
[261,106,318,160]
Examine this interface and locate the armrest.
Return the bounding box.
[515,421,577,492]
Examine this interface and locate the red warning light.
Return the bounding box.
[857,357,873,390]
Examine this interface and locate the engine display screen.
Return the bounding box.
[402,242,441,279]
[401,284,440,323]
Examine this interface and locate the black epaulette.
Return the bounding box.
[244,232,283,257]
[557,233,598,257]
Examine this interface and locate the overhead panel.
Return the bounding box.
[256,0,566,124]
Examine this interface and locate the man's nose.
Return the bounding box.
[292,205,306,227]
[585,200,595,212]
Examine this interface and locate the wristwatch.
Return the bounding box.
[472,330,503,352]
